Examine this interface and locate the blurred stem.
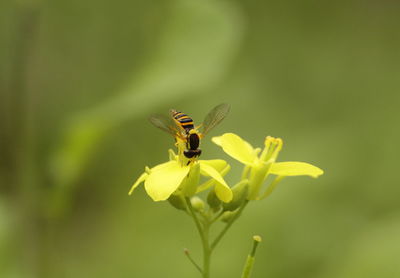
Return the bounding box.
[9,2,49,278]
[211,200,248,250]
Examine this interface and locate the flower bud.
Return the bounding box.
[220,210,237,223]
[223,179,248,211]
[190,196,205,212]
[207,189,221,212]
[168,194,187,211]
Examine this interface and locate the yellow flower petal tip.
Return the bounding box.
[211,136,222,146]
[270,162,324,178]
[129,172,148,195]
[199,162,232,202]
[253,235,262,242]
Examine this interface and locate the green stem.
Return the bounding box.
[211,200,249,250]
[202,221,211,278]
[185,197,206,244]
[185,198,249,277]
[185,197,211,278]
[210,210,224,224]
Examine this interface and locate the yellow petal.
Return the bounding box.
[200,162,232,203]
[212,133,256,165]
[151,160,177,171]
[211,136,222,145]
[198,159,228,172]
[196,163,230,193]
[144,161,190,201]
[196,178,215,193]
[269,162,324,178]
[129,172,148,195]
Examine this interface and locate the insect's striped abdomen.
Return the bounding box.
[171,110,194,130]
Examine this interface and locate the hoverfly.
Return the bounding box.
[149,103,230,160]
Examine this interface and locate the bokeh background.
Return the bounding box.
[1,0,400,277]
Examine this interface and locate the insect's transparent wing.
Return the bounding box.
[201,103,231,136]
[149,114,177,136]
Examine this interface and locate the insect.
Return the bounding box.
[149,103,230,160]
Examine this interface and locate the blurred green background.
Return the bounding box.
[1,0,400,277]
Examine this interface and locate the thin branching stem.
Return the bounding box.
[184,248,203,274]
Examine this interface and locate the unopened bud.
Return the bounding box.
[223,180,248,211]
[220,210,237,223]
[190,196,205,212]
[207,189,221,212]
[168,194,187,211]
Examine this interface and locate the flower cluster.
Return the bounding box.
[129,132,323,207]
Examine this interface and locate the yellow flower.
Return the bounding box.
[212,133,323,200]
[129,149,233,203]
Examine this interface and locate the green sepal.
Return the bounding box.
[190,196,205,212]
[248,162,271,200]
[207,189,222,212]
[181,162,201,197]
[223,179,249,211]
[168,193,187,211]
